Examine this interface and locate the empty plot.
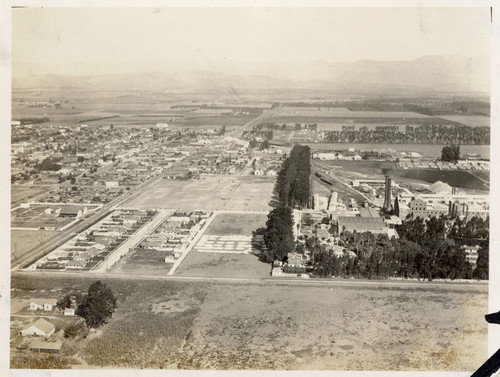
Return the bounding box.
[175,212,269,278]
[127,177,274,211]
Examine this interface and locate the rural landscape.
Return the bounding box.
[7,6,493,375]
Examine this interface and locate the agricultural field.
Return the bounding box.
[316,160,490,193]
[175,212,270,278]
[392,169,489,191]
[12,99,259,127]
[436,115,490,127]
[127,176,274,211]
[10,275,488,370]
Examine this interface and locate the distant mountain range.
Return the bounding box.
[13,55,489,96]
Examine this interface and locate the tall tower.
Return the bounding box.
[383,175,392,213]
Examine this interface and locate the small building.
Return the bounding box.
[337,216,388,235]
[18,318,56,337]
[30,341,62,355]
[59,206,87,218]
[287,252,305,267]
[64,308,75,316]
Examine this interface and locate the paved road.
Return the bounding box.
[12,269,487,290]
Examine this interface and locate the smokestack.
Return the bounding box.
[383,175,392,212]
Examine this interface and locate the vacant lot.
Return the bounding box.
[176,212,270,278]
[10,275,488,371]
[111,249,175,276]
[11,229,58,263]
[11,185,54,206]
[180,282,488,370]
[127,176,274,211]
[205,213,268,236]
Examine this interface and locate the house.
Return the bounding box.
[18,318,56,337]
[64,308,75,316]
[30,341,62,355]
[29,301,56,311]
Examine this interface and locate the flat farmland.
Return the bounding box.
[393,169,489,191]
[180,282,488,370]
[126,176,274,211]
[175,212,270,278]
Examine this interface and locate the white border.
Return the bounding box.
[1,1,498,377]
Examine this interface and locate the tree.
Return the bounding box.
[56,294,72,310]
[77,281,117,328]
[262,206,295,262]
[474,245,489,280]
[441,144,460,162]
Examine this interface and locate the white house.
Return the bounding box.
[18,318,55,337]
[64,308,75,316]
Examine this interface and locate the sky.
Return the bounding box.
[12,7,491,77]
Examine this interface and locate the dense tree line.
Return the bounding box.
[324,124,489,145]
[261,144,311,262]
[261,206,295,263]
[309,215,488,280]
[272,145,311,208]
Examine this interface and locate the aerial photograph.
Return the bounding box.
[6,5,494,374]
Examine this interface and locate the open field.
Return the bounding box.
[174,252,270,278]
[272,107,433,118]
[11,229,58,262]
[12,274,486,370]
[111,252,175,276]
[11,185,55,206]
[436,115,490,127]
[126,176,274,211]
[176,212,269,278]
[316,160,490,192]
[392,169,489,191]
[12,100,258,127]
[181,282,488,370]
[204,212,268,236]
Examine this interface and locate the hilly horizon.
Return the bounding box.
[12,55,490,97]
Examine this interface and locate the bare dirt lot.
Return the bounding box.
[11,229,58,262]
[180,282,488,370]
[10,275,488,371]
[175,212,270,278]
[126,176,274,211]
[204,212,268,236]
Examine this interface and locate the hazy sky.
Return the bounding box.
[12,7,491,77]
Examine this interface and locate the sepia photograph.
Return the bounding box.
[3,2,498,375]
